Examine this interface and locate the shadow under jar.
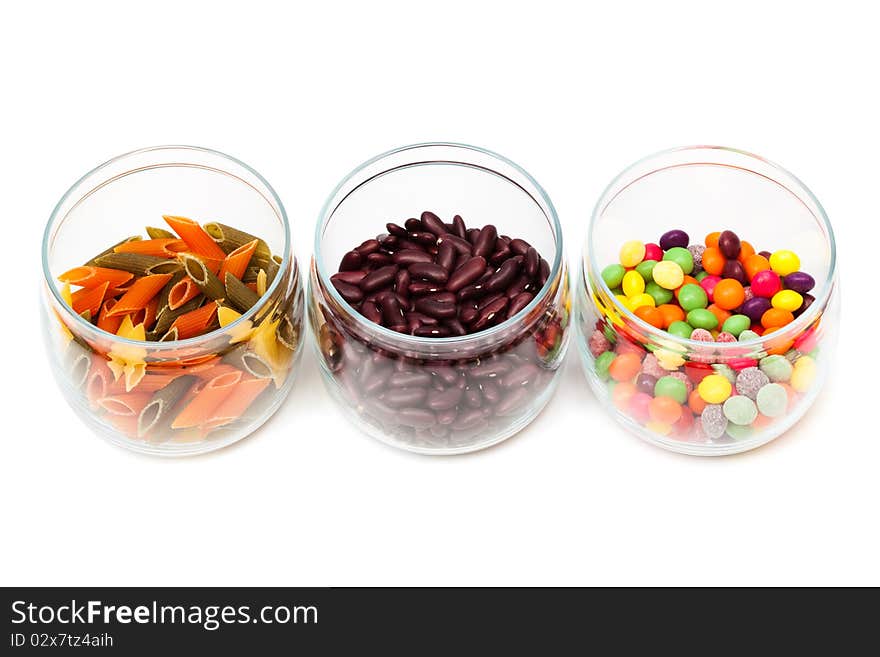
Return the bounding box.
[309,143,570,454]
[576,146,839,455]
[41,146,304,456]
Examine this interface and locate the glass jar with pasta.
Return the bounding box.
[40,146,304,455]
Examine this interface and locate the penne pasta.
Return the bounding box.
[204,222,272,262]
[145,226,176,239]
[97,391,153,416]
[145,260,184,275]
[203,378,271,430]
[219,239,258,282]
[256,269,268,296]
[163,215,227,260]
[169,301,219,340]
[171,370,242,429]
[222,343,273,379]
[167,277,201,311]
[71,281,110,317]
[103,413,140,438]
[156,269,185,316]
[58,266,134,289]
[93,251,168,275]
[86,354,112,410]
[85,235,141,266]
[224,272,260,312]
[157,327,179,342]
[130,296,160,330]
[181,253,226,301]
[137,374,198,438]
[106,273,173,317]
[97,298,124,334]
[114,238,188,258]
[152,294,204,336]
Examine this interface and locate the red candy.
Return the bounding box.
[699,275,721,302]
[644,243,663,262]
[751,270,781,298]
[726,357,759,371]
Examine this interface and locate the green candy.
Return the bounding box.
[695,270,709,282]
[663,246,694,274]
[601,264,626,289]
[687,308,718,330]
[654,375,687,403]
[725,423,753,440]
[759,355,793,382]
[738,329,761,342]
[722,314,751,337]
[723,395,758,425]
[756,383,788,417]
[667,321,694,339]
[635,260,657,282]
[603,325,617,344]
[678,283,708,312]
[610,287,623,296]
[595,351,615,381]
[712,363,737,385]
[645,281,673,306]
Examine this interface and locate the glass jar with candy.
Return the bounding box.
[576,146,838,455]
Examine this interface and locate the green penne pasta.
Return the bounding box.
[138,374,197,438]
[156,269,186,317]
[224,272,260,312]
[93,251,168,275]
[84,235,141,266]
[145,226,176,239]
[181,254,225,301]
[152,294,204,336]
[145,261,184,275]
[204,222,272,262]
[242,266,262,283]
[266,255,280,286]
[221,344,273,379]
[158,327,179,342]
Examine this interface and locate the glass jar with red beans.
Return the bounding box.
[309,144,569,454]
[576,146,839,455]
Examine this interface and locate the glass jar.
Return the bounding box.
[40,146,304,455]
[309,143,569,454]
[576,146,838,455]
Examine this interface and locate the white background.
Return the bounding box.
[1,1,877,586]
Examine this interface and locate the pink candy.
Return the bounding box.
[751,270,781,298]
[644,243,663,262]
[700,275,721,302]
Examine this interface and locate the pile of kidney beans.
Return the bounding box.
[314,211,567,449]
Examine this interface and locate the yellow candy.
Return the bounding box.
[771,289,803,312]
[615,294,629,309]
[769,250,800,276]
[619,240,646,267]
[698,374,733,404]
[646,421,672,435]
[626,293,656,311]
[791,356,816,392]
[622,270,646,297]
[652,260,685,290]
[655,348,685,370]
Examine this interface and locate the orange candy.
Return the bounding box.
[705,232,721,248]
[658,303,686,328]
[688,389,707,414]
[707,303,731,327]
[634,305,665,328]
[743,253,770,281]
[761,307,795,329]
[751,413,774,430]
[608,352,641,382]
[612,381,637,410]
[673,409,694,435]
[701,246,726,276]
[713,279,745,310]
[649,396,683,425]
[737,240,755,264]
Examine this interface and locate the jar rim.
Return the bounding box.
[313,142,564,345]
[41,145,292,349]
[584,145,837,349]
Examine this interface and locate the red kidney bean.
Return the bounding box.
[480,380,502,404]
[484,257,521,293]
[398,408,436,428]
[408,262,449,283]
[427,386,464,411]
[404,218,422,232]
[468,359,513,379]
[459,302,479,324]
[332,280,364,304]
[466,228,481,244]
[383,387,428,406]
[452,408,485,430]
[414,297,458,319]
[356,238,380,255]
[408,312,438,326]
[508,291,534,316]
[505,274,531,298]
[489,246,511,266]
[472,295,509,331]
[477,292,504,311]
[524,247,539,278]
[366,252,393,267]
[339,250,362,271]
[360,265,398,292]
[508,238,531,256]
[392,249,431,266]
[429,365,460,386]
[473,224,497,258]
[361,300,382,324]
[495,387,530,416]
[452,214,467,239]
[394,269,410,298]
[437,240,456,272]
[388,371,432,388]
[331,270,368,285]
[409,231,437,246]
[380,294,404,326]
[501,363,538,388]
[423,291,456,305]
[436,407,458,425]
[464,386,482,408]
[386,222,408,237]
[438,233,473,255]
[420,210,447,236]
[408,281,443,296]
[447,256,487,292]
[445,319,467,336]
[413,325,450,337]
[456,283,486,301]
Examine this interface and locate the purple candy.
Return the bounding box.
[794,293,815,318]
[718,230,741,259]
[741,296,771,324]
[783,271,815,295]
[722,260,747,284]
[659,229,689,251]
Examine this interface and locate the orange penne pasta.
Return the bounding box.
[71,281,110,316]
[103,413,140,438]
[97,392,153,416]
[164,215,227,260]
[59,266,133,289]
[219,239,258,282]
[86,356,112,410]
[131,296,160,330]
[132,371,186,393]
[171,370,242,429]
[106,273,173,317]
[245,282,259,292]
[169,301,219,340]
[167,278,201,310]
[114,238,188,258]
[204,378,270,430]
[192,362,243,381]
[178,251,222,274]
[97,298,125,334]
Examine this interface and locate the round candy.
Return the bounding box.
[645,281,674,306]
[690,328,713,342]
[761,307,794,329]
[698,374,732,404]
[635,260,657,282]
[652,260,685,290]
[769,250,800,276]
[695,270,708,282]
[655,375,688,404]
[750,270,781,298]
[678,283,708,312]
[657,303,685,327]
[659,229,689,251]
[712,279,745,310]
[721,259,748,284]
[722,314,751,337]
[595,351,615,381]
[791,355,816,392]
[743,253,771,280]
[740,296,772,324]
[735,367,770,399]
[756,382,788,417]
[620,240,646,267]
[717,230,741,259]
[667,320,694,339]
[699,275,721,302]
[783,271,815,294]
[663,246,694,275]
[602,264,626,289]
[626,293,656,311]
[701,247,725,276]
[771,289,803,312]
[628,392,653,423]
[688,244,705,273]
[649,396,683,425]
[634,305,664,328]
[609,352,641,382]
[644,243,663,262]
[622,270,646,297]
[725,423,753,440]
[738,329,761,342]
[687,308,718,330]
[640,353,666,378]
[723,395,758,425]
[701,404,728,439]
[715,331,737,343]
[636,372,658,395]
